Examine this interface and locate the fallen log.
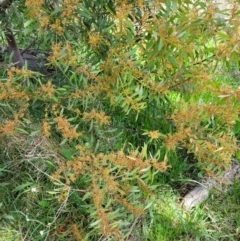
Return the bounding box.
[181,159,240,210]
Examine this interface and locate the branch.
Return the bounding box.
[5,27,24,68]
[0,0,24,69]
[0,0,13,12]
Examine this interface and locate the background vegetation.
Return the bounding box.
[0,0,240,240]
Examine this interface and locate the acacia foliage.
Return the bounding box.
[1,0,240,239]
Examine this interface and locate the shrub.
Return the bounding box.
[1,0,240,240]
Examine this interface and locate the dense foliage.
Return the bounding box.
[1,0,240,240]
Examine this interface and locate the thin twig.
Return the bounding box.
[126,216,141,241]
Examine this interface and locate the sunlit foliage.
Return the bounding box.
[1,0,240,239]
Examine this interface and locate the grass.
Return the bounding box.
[3,178,240,241]
[1,128,240,241]
[147,181,240,241]
[1,37,240,240]
[0,225,22,241]
[1,75,240,241]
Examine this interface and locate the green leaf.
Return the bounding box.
[38,200,50,208]
[172,0,178,12]
[15,128,29,134]
[24,19,36,28]
[30,130,40,136]
[141,143,148,159]
[50,7,63,16]
[61,148,74,160]
[90,219,101,227]
[52,95,58,103]
[3,214,15,221]
[12,182,33,192]
[82,192,91,201]
[144,202,153,210]
[157,38,163,51]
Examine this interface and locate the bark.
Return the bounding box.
[0,0,13,12]
[5,27,24,68]
[1,0,24,69]
[181,159,240,210]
